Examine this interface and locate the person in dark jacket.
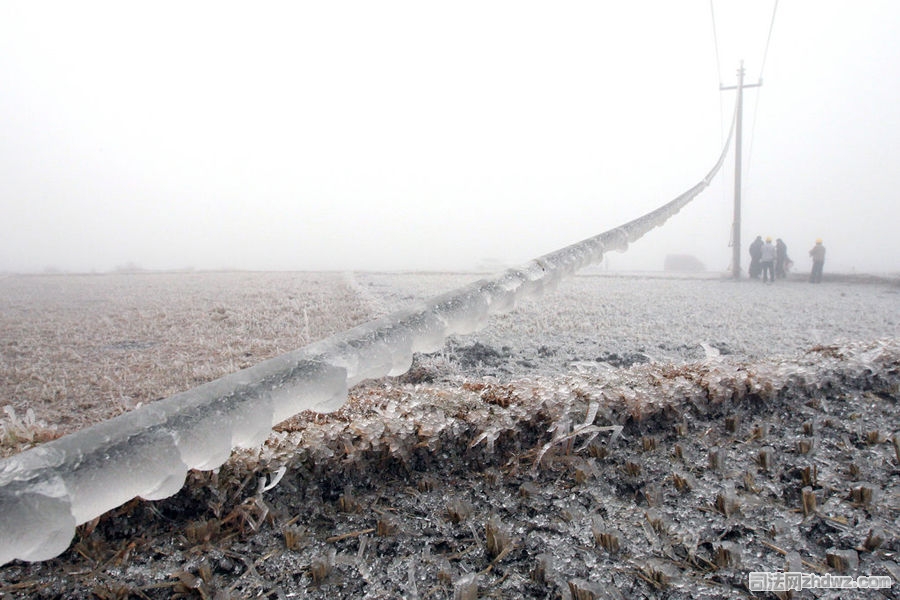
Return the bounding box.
[809,239,826,283]
[760,237,777,283]
[748,235,763,279]
[775,238,789,279]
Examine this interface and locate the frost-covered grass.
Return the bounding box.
[2,337,896,598]
[358,271,900,376]
[1,270,897,458]
[0,272,372,456]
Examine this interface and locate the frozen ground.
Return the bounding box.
[1,271,898,598]
[353,271,900,378]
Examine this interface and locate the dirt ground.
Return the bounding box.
[0,272,898,599]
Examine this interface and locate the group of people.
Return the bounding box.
[748,236,826,283]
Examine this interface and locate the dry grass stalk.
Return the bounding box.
[185,519,221,545]
[453,573,478,600]
[825,548,858,573]
[325,528,375,543]
[759,539,824,572]
[757,447,774,472]
[587,443,608,459]
[801,487,817,516]
[595,530,620,554]
[743,471,759,494]
[92,582,134,600]
[573,459,597,484]
[645,509,666,535]
[863,528,885,551]
[724,415,740,433]
[641,560,677,589]
[796,439,814,455]
[485,516,513,560]
[672,472,692,493]
[850,484,875,505]
[800,465,817,487]
[643,485,663,508]
[482,467,501,487]
[436,558,454,584]
[376,516,398,537]
[310,554,332,585]
[417,476,438,493]
[519,482,539,499]
[338,486,361,513]
[708,447,724,471]
[624,459,642,477]
[531,553,553,584]
[749,423,769,441]
[641,436,657,452]
[446,499,472,524]
[174,569,205,594]
[802,420,815,435]
[568,578,603,600]
[714,492,739,517]
[715,542,738,568]
[282,525,305,551]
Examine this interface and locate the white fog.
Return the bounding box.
[1,1,898,275]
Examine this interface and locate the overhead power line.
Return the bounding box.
[746,0,779,184]
[758,0,779,81]
[709,0,723,86]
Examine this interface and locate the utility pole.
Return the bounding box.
[720,61,761,280]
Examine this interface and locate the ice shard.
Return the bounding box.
[0,104,737,565]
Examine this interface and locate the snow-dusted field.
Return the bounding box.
[1,270,898,598]
[2,269,897,452]
[354,271,900,377]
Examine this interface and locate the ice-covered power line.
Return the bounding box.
[710,0,778,188]
[710,0,724,87]
[0,108,736,566]
[758,0,779,82]
[745,0,778,183]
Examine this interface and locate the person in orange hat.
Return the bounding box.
[808,239,826,283]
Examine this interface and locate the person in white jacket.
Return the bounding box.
[760,237,777,283]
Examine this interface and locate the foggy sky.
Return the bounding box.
[1,1,899,275]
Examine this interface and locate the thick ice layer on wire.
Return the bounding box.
[0,117,734,565]
[0,355,348,565]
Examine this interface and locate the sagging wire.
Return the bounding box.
[710,1,730,242]
[745,0,779,185]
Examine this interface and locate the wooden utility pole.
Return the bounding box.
[720,61,761,280]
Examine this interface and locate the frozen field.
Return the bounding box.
[352,270,900,378]
[1,270,898,598]
[2,270,897,445]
